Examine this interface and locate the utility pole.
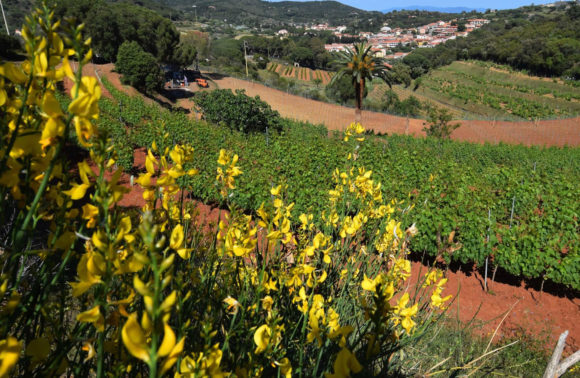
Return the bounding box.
[0,0,10,35]
[243,40,249,77]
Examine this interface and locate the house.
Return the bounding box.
[277,29,289,37]
[324,43,351,52]
[467,19,490,27]
[394,52,410,59]
[371,47,386,58]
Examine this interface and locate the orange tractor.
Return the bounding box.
[195,78,209,88]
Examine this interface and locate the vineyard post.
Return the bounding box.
[509,196,516,228]
[543,330,580,378]
[243,41,249,77]
[484,208,491,291]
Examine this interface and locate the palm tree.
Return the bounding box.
[329,42,393,122]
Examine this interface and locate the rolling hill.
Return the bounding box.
[161,0,382,25]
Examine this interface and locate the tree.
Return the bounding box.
[254,53,269,69]
[116,41,164,93]
[329,42,393,121]
[172,43,197,70]
[291,47,314,68]
[155,19,180,64]
[325,75,367,105]
[422,108,460,139]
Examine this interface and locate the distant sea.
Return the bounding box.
[382,6,486,13]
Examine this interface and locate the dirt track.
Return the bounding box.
[209,75,580,147]
[87,63,579,147]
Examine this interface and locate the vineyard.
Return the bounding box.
[267,62,333,84]
[370,61,580,120]
[101,81,580,291]
[4,7,580,378]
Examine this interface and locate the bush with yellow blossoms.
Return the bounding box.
[0,3,452,377]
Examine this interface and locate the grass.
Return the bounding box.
[401,315,551,377]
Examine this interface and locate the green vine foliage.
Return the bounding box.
[97,80,580,290]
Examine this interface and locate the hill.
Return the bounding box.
[1,0,178,34]
[161,0,383,26]
[403,3,580,79]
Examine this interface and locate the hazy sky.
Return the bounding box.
[265,0,555,11]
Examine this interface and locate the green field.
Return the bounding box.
[369,61,580,120]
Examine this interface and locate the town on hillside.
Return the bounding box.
[278,18,490,61]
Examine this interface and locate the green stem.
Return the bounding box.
[96,329,106,378]
[12,113,76,256]
[148,245,161,377]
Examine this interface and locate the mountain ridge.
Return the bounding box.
[160,0,382,25]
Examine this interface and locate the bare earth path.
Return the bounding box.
[209,75,580,147]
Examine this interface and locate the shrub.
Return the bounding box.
[422,107,461,139]
[195,89,282,133]
[115,41,164,93]
[382,90,422,117]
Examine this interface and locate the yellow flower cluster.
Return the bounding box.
[137,143,198,214]
[258,185,295,245]
[343,122,365,142]
[216,148,242,198]
[217,214,257,258]
[0,6,455,376]
[177,344,227,377]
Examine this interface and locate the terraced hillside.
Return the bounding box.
[267,63,334,84]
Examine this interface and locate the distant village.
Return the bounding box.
[277,18,490,61]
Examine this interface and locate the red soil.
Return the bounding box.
[68,64,580,355]
[115,160,580,355]
[414,261,580,354]
[209,75,580,147]
[78,63,579,149]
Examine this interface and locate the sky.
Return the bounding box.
[265,0,555,11]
